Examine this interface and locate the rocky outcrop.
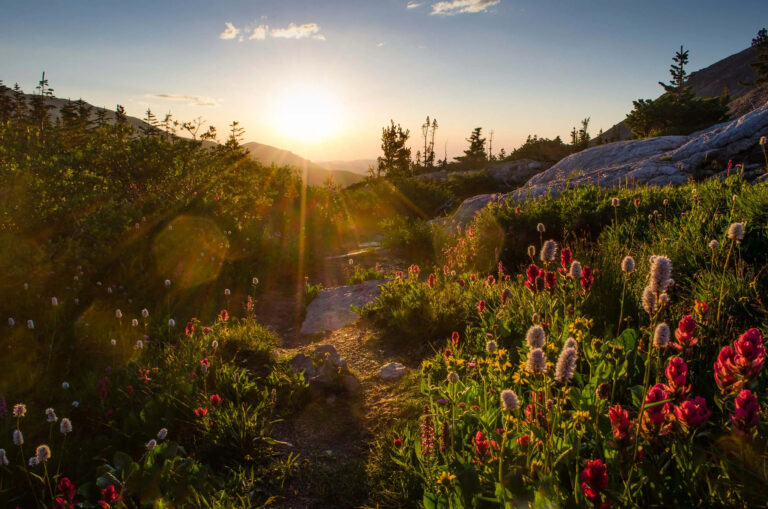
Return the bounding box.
[379,362,407,380]
[300,280,386,335]
[417,159,551,187]
[430,193,505,231]
[513,104,768,200]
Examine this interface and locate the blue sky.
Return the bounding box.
[2,0,767,161]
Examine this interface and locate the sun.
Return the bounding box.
[271,84,342,142]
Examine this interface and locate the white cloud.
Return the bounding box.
[377,42,386,47]
[430,0,500,15]
[145,93,218,107]
[249,24,268,40]
[407,1,423,8]
[271,23,322,40]
[219,22,240,40]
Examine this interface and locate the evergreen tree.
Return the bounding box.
[376,120,412,178]
[748,28,768,85]
[141,108,159,136]
[29,72,54,137]
[225,120,245,149]
[0,81,12,122]
[626,46,728,138]
[658,46,692,102]
[11,83,28,120]
[454,127,487,169]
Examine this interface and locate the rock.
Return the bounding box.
[512,104,768,200]
[289,353,316,378]
[342,374,362,394]
[379,362,407,380]
[485,159,552,187]
[300,280,386,335]
[431,193,505,231]
[314,344,342,365]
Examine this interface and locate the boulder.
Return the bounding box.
[485,159,552,187]
[289,353,316,378]
[314,344,342,365]
[342,374,362,394]
[513,104,768,200]
[431,193,505,231]
[300,280,386,335]
[379,362,407,381]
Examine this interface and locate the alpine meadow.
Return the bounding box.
[3,1,768,507]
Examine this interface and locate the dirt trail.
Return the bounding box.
[253,245,418,507]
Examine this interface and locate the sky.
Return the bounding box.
[2,0,768,162]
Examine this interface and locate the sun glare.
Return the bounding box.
[271,84,342,142]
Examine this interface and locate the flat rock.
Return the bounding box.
[379,362,407,380]
[300,280,386,335]
[431,193,505,231]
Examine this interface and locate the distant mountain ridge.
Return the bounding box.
[17,92,367,187]
[240,142,366,187]
[594,46,768,144]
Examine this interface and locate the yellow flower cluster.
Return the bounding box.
[437,471,456,485]
[568,317,593,342]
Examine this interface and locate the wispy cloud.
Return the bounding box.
[219,21,326,42]
[407,1,423,8]
[377,42,386,47]
[219,22,240,40]
[145,93,218,107]
[249,24,268,40]
[270,22,323,40]
[431,0,500,15]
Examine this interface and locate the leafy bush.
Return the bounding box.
[625,93,729,138]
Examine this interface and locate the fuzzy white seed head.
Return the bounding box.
[164,279,172,288]
[12,403,26,418]
[28,456,38,467]
[131,319,139,327]
[157,428,168,440]
[541,240,558,262]
[45,408,57,423]
[211,340,219,349]
[446,372,460,384]
[141,308,149,318]
[110,339,117,346]
[709,239,720,250]
[555,346,578,383]
[168,318,175,328]
[728,222,745,241]
[526,325,546,349]
[27,320,34,329]
[537,223,546,233]
[649,255,673,293]
[13,429,23,446]
[35,445,51,463]
[51,297,58,307]
[0,449,8,466]
[564,337,578,350]
[659,293,670,306]
[60,418,72,435]
[252,277,259,286]
[611,197,619,207]
[501,389,520,412]
[569,261,582,279]
[71,401,79,408]
[526,348,547,375]
[527,245,536,258]
[136,340,144,349]
[642,285,657,316]
[62,382,69,390]
[115,309,122,319]
[147,439,157,450]
[224,288,231,296]
[653,323,671,347]
[8,318,14,327]
[485,340,498,354]
[621,256,635,273]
